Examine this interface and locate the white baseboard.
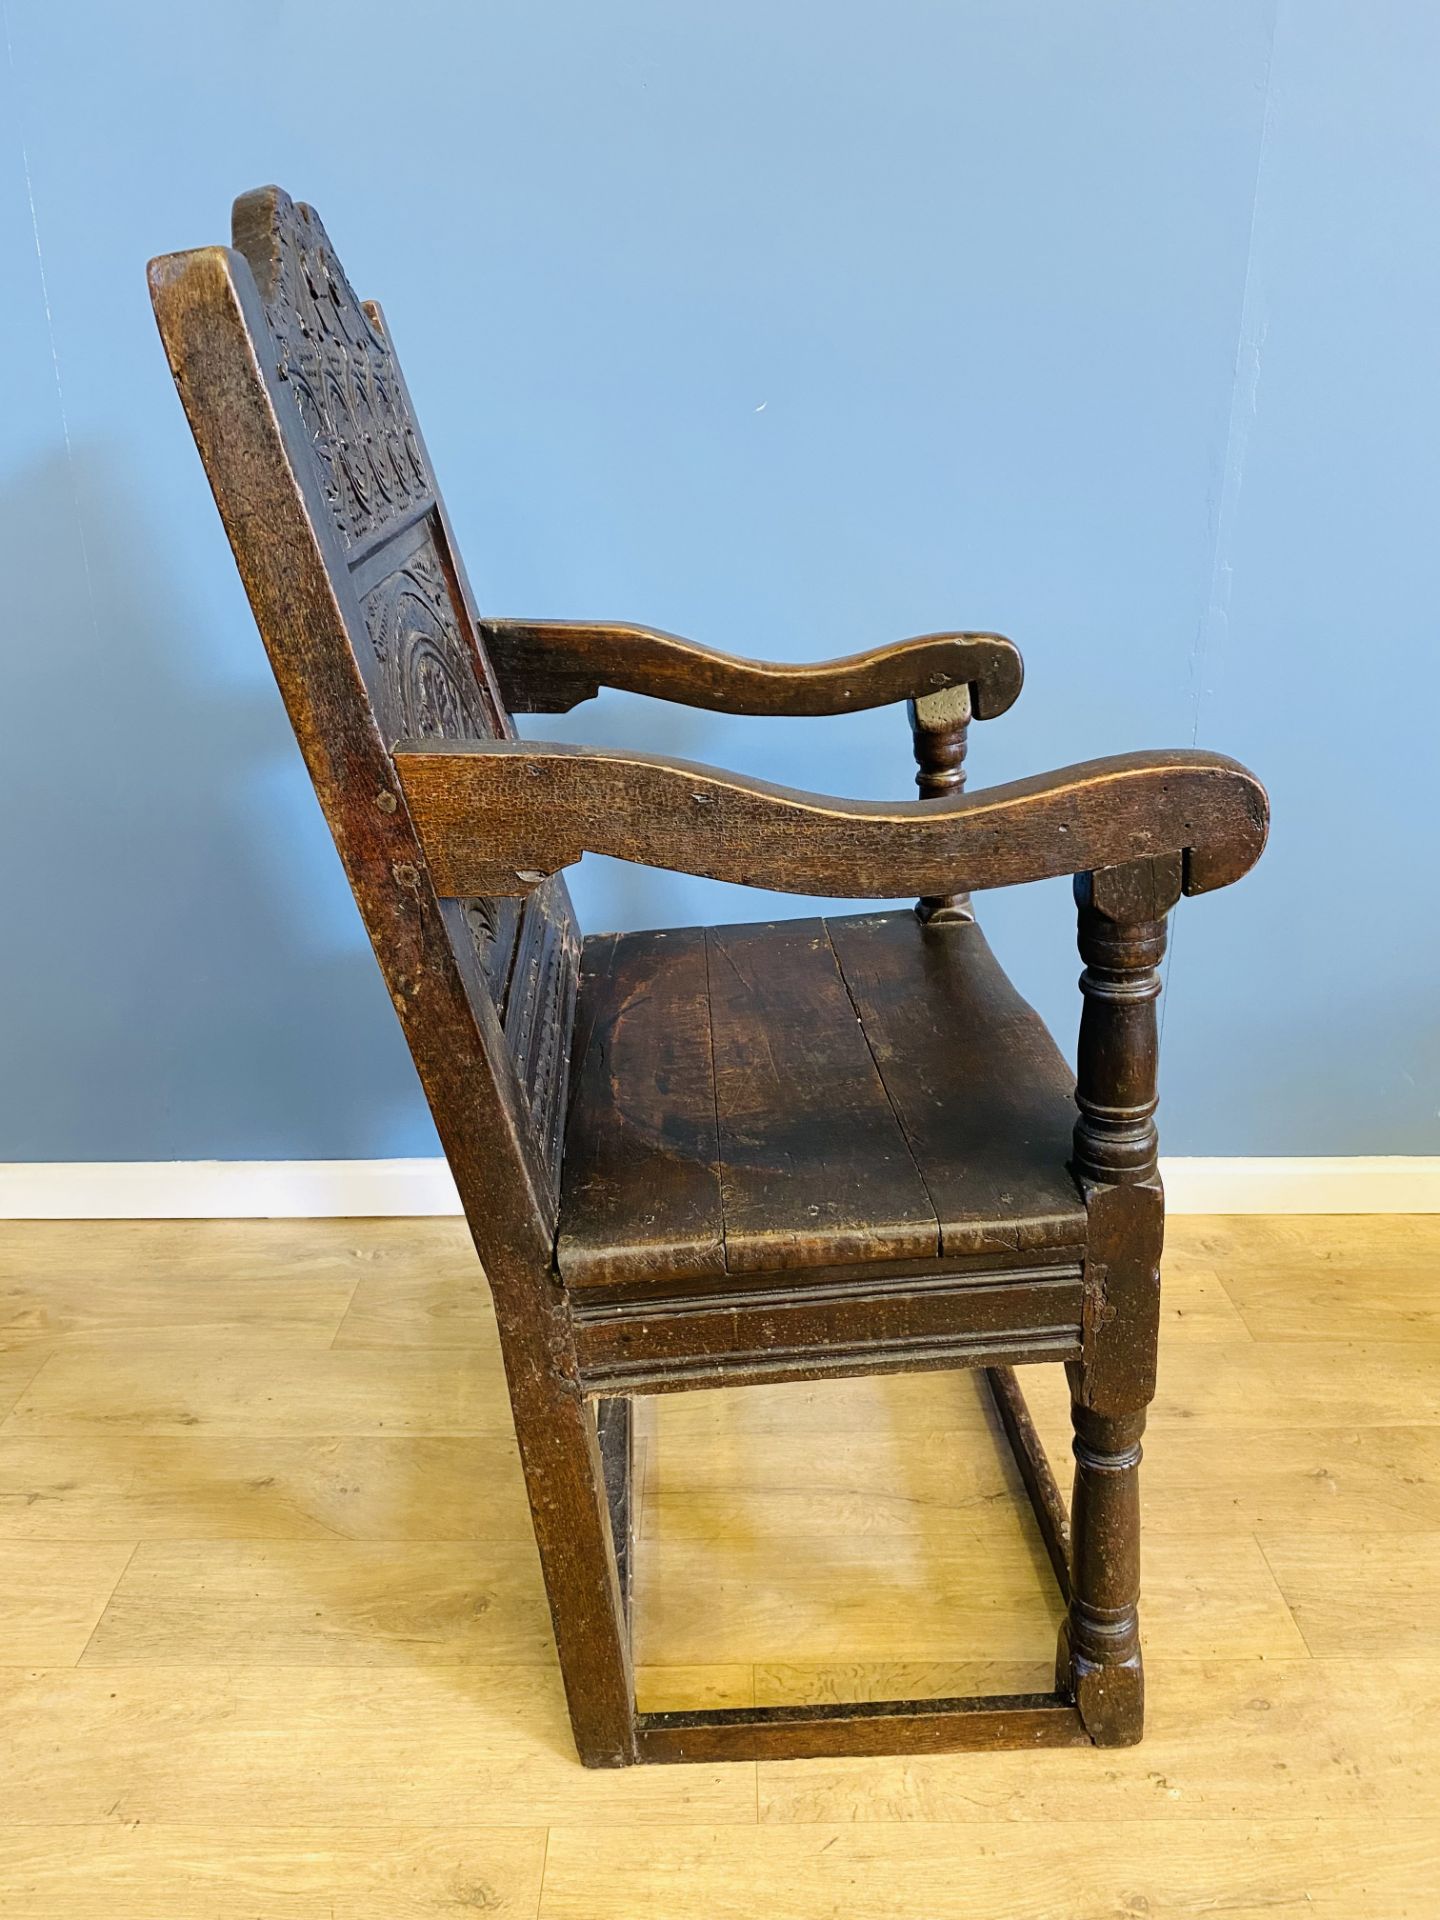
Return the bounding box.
[0,1156,1437,1220]
[1159,1157,1440,1214]
[0,1158,464,1220]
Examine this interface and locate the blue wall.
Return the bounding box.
[2,1,1436,1160]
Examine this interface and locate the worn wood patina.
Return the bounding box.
[150,188,1268,1766]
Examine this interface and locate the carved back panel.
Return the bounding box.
[154,188,579,1224]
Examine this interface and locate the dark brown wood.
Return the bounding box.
[824,914,1086,1259]
[573,1266,1084,1394]
[485,617,1024,719]
[706,920,937,1273]
[636,1694,1089,1762]
[1059,854,1178,1747]
[152,187,1266,1769]
[570,1239,1084,1307]
[558,912,1086,1289]
[1071,856,1179,1192]
[910,684,974,923]
[225,193,581,1214]
[1062,1403,1146,1744]
[595,1396,634,1625]
[1071,856,1178,1411]
[559,928,724,1287]
[985,1365,1072,1600]
[149,193,635,1768]
[393,736,1269,901]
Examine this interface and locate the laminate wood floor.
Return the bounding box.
[1,1214,1437,1916]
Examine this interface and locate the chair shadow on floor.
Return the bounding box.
[11,1213,1066,1760]
[632,1360,1066,1715]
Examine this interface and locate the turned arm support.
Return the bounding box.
[909,684,975,924]
[481,618,1024,721]
[390,737,1268,902]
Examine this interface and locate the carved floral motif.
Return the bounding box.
[249,192,429,551]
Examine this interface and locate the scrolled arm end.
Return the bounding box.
[392,739,1268,906]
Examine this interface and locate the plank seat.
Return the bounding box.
[558,911,1086,1289]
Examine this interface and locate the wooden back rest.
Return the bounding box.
[150,189,579,1255]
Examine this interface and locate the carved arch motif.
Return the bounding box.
[361,549,519,996]
[235,187,429,551]
[362,545,502,744]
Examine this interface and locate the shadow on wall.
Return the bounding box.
[0,444,434,1160]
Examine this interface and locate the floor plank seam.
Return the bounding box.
[1251,1530,1318,1659]
[71,1540,139,1668]
[536,1826,552,1919]
[0,1347,64,1430]
[324,1265,374,1351]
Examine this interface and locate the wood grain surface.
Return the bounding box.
[1,1215,1438,1914]
[483,617,1024,718]
[558,913,1085,1288]
[394,738,1269,900]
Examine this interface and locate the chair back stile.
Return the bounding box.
[151,188,579,1264]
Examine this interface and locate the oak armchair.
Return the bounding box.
[150,187,1267,1768]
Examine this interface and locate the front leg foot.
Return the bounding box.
[1057,1617,1144,1746]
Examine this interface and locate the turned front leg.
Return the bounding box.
[1063,1403,1146,1741]
[908,685,973,924]
[1062,854,1180,1746]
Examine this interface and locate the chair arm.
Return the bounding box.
[391,738,1268,902]
[480,618,1024,721]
